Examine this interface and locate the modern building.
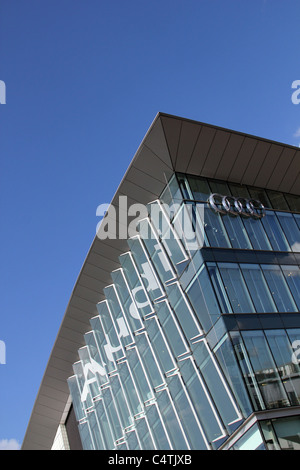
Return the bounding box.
[22,113,300,451]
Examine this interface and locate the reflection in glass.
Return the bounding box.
[265,330,300,406]
[241,330,290,409]
[218,263,255,313]
[262,265,298,312]
[262,211,290,251]
[240,264,277,313]
[281,266,300,310]
[187,265,221,331]
[242,217,272,251]
[276,212,300,252]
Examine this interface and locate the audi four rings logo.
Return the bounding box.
[208,193,265,219]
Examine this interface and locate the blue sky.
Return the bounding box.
[0,0,300,449]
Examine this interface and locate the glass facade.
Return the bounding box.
[68,173,300,450]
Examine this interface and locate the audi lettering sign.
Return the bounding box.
[208,193,265,219]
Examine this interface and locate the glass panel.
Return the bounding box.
[127,347,153,402]
[137,219,175,283]
[232,424,265,450]
[267,191,289,211]
[149,201,188,268]
[230,331,266,411]
[187,175,211,201]
[265,329,300,406]
[203,204,231,248]
[248,187,271,209]
[145,404,171,450]
[207,263,232,313]
[193,340,241,427]
[156,389,189,449]
[172,202,206,255]
[242,217,272,250]
[281,265,300,310]
[155,300,189,358]
[222,213,253,249]
[240,264,277,313]
[87,411,105,450]
[111,269,143,332]
[78,421,94,450]
[94,399,114,449]
[285,194,300,212]
[261,211,291,252]
[241,330,290,409]
[214,334,252,417]
[228,184,250,199]
[160,174,183,207]
[276,212,300,252]
[145,317,176,374]
[135,417,155,450]
[135,333,164,388]
[67,375,86,421]
[118,361,142,415]
[272,416,300,450]
[260,420,281,450]
[262,265,298,312]
[217,263,255,313]
[127,238,163,301]
[295,214,300,230]
[208,180,230,195]
[166,282,202,340]
[110,374,132,429]
[187,265,221,332]
[179,358,225,444]
[120,254,153,318]
[102,387,123,441]
[167,374,208,450]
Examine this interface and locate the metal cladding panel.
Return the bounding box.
[200,129,231,178]
[22,112,300,450]
[253,144,283,188]
[267,147,298,190]
[186,125,217,175]
[213,133,245,181]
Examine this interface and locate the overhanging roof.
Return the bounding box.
[22,112,300,450]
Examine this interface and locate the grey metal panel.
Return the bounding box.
[240,140,271,187]
[186,126,217,175]
[200,129,231,178]
[22,112,300,450]
[267,147,297,190]
[131,147,173,182]
[213,133,245,181]
[278,150,299,193]
[126,166,166,196]
[228,137,258,183]
[174,121,202,173]
[290,177,300,195]
[160,114,182,166]
[253,144,283,188]
[141,117,173,169]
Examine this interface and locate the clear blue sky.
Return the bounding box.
[0,0,300,449]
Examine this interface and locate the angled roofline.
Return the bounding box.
[22,112,300,450]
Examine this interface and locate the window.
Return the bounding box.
[262,211,290,251]
[276,212,300,252]
[262,265,298,312]
[217,263,255,313]
[187,265,221,331]
[240,264,277,313]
